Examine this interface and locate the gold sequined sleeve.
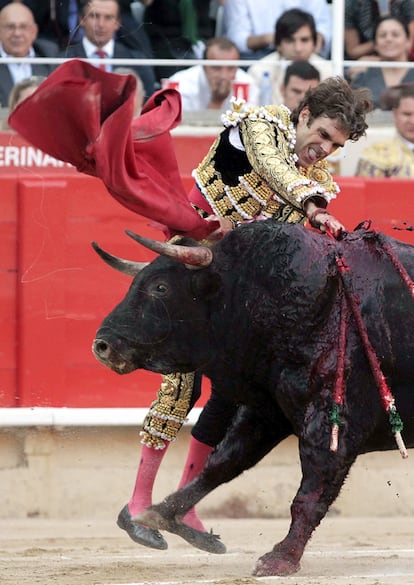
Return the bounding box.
[240,112,337,211]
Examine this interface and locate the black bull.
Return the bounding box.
[92,221,414,577]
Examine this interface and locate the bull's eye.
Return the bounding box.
[146,277,169,297]
[153,282,168,295]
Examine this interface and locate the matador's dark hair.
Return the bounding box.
[290,76,373,142]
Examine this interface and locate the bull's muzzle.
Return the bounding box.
[92,338,132,374]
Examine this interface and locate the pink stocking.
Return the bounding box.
[177,437,213,532]
[128,443,169,516]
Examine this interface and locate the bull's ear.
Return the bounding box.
[91,241,148,276]
[192,269,222,299]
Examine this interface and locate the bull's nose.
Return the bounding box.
[92,338,112,360]
[92,337,132,374]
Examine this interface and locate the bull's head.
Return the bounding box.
[91,231,220,375]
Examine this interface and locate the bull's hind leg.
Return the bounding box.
[134,403,292,551]
[253,424,358,576]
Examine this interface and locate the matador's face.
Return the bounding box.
[294,107,348,168]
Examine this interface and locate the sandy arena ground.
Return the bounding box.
[1,516,413,585]
[2,429,413,585]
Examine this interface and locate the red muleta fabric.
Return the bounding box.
[8,59,217,240]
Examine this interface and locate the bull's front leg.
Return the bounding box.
[134,403,292,553]
[253,407,358,577]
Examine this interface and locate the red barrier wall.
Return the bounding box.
[1,175,167,407]
[330,177,414,242]
[0,132,413,408]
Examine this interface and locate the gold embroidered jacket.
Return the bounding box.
[356,135,414,178]
[193,103,339,225]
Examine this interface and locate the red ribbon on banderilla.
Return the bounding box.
[329,234,409,459]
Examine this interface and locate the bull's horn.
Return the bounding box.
[91,241,148,276]
[125,230,213,267]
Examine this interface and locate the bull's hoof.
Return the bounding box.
[117,505,168,550]
[253,550,300,577]
[133,508,226,554]
[133,507,172,531]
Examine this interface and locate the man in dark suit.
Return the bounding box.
[59,0,156,101]
[0,3,54,107]
[21,0,83,50]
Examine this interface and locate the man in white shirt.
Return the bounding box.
[167,37,260,111]
[280,60,320,112]
[223,0,332,59]
[248,8,333,106]
[0,3,52,106]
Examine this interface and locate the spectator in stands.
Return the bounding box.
[59,0,156,101]
[389,0,414,59]
[351,15,414,109]
[143,0,216,83]
[345,1,414,79]
[356,82,414,177]
[20,1,83,50]
[166,37,259,111]
[344,0,380,61]
[248,9,333,107]
[0,3,54,107]
[280,60,320,111]
[223,0,332,60]
[113,66,145,116]
[1,74,45,129]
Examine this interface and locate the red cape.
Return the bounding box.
[8,59,217,240]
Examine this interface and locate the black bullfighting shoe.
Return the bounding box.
[168,522,227,554]
[117,505,168,550]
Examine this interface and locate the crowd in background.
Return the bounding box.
[1,0,414,176]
